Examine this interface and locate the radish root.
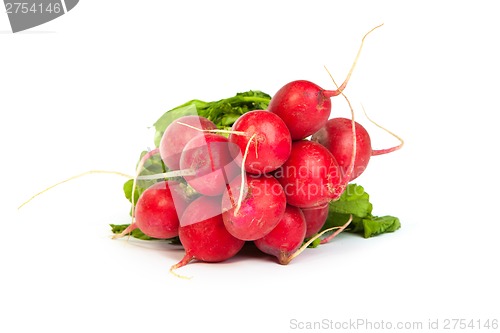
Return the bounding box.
[279,216,352,265]
[111,222,138,240]
[18,170,133,210]
[234,133,257,216]
[324,23,383,98]
[320,215,353,244]
[169,254,195,279]
[135,169,196,180]
[324,66,357,199]
[361,104,405,156]
[177,122,247,136]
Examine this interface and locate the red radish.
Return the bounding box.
[312,117,403,181]
[222,174,287,241]
[268,80,334,140]
[113,180,190,239]
[254,205,306,264]
[301,205,329,238]
[229,110,292,174]
[128,148,199,228]
[180,133,240,196]
[274,140,342,208]
[160,115,217,170]
[172,196,245,271]
[312,118,372,181]
[268,24,382,140]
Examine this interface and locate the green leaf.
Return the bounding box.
[323,212,365,234]
[123,179,140,204]
[122,150,170,214]
[329,184,372,217]
[139,150,167,175]
[306,237,322,248]
[362,215,401,238]
[152,90,271,147]
[322,183,401,238]
[153,104,199,147]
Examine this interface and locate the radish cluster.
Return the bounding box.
[115,24,402,274]
[126,107,398,272]
[151,111,340,271]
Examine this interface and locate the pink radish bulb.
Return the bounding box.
[159,115,217,170]
[134,181,190,239]
[312,117,372,181]
[274,140,342,208]
[312,117,403,181]
[180,133,240,196]
[268,80,338,140]
[254,205,307,264]
[301,205,329,238]
[222,174,287,241]
[172,196,245,271]
[229,110,292,174]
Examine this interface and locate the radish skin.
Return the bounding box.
[113,181,189,239]
[274,141,342,208]
[312,118,371,181]
[301,205,329,238]
[180,133,240,196]
[160,116,217,170]
[172,196,245,273]
[222,174,287,241]
[254,205,307,264]
[229,110,292,175]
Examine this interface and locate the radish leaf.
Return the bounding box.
[323,184,401,238]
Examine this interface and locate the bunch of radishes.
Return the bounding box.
[113,24,402,273]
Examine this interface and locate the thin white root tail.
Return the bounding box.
[169,254,195,280]
[111,223,138,240]
[280,216,352,265]
[234,133,257,216]
[18,170,133,210]
[320,215,353,245]
[177,122,247,136]
[361,104,404,156]
[327,23,384,97]
[324,66,357,197]
[136,169,196,180]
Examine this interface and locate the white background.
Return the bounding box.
[2,1,499,332]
